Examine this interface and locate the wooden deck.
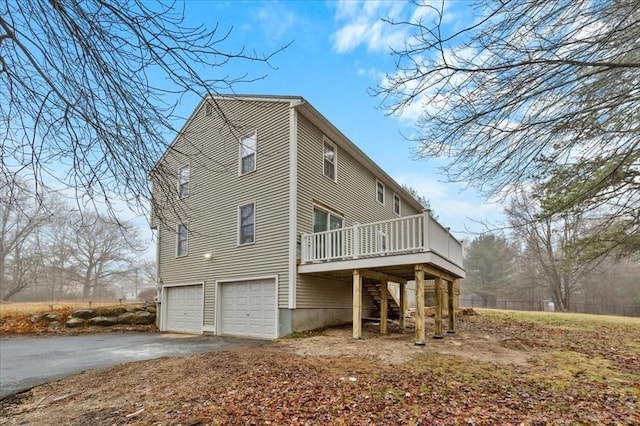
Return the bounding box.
[299,211,465,344]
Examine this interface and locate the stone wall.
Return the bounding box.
[30,303,157,330]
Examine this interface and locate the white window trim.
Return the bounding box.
[322,137,337,182]
[376,179,385,205]
[177,164,190,199]
[239,130,257,176]
[238,201,256,246]
[393,193,401,216]
[176,223,189,257]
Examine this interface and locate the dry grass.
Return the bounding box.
[0,300,136,318]
[475,308,640,329]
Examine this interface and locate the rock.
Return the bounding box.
[72,309,96,319]
[42,313,61,322]
[65,317,85,328]
[88,316,117,326]
[132,311,155,325]
[145,306,156,314]
[94,306,127,317]
[48,321,61,330]
[30,314,42,323]
[118,311,155,325]
[117,312,137,325]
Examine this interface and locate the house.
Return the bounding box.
[150,95,464,343]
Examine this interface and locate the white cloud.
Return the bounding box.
[331,0,410,53]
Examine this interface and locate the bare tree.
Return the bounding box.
[1,0,286,222]
[505,190,602,311]
[64,212,144,298]
[375,0,639,252]
[0,178,53,300]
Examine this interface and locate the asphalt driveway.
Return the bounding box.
[0,332,263,399]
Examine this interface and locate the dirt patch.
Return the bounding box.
[279,318,531,366]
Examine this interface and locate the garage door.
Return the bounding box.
[219,278,277,339]
[165,284,203,334]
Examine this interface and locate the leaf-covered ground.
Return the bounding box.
[1,310,639,425]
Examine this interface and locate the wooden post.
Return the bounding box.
[415,265,425,346]
[447,279,456,333]
[434,276,444,338]
[399,281,406,329]
[380,280,388,334]
[353,269,362,339]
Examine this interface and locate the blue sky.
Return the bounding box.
[133,0,505,253]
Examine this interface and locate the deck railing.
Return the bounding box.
[300,211,463,267]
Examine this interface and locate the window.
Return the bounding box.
[393,193,401,216]
[323,138,337,181]
[177,224,188,256]
[178,165,189,198]
[240,131,257,175]
[376,180,385,205]
[313,206,343,258]
[239,202,255,245]
[313,207,343,233]
[205,102,213,116]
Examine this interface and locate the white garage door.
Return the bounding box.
[219,278,277,339]
[165,284,203,334]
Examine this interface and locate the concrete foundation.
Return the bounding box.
[286,307,375,334]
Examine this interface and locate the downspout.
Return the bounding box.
[287,99,304,310]
[155,227,161,328]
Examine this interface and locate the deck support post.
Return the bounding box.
[415,264,426,346]
[380,280,388,334]
[447,279,456,333]
[353,269,362,339]
[434,276,444,339]
[399,281,406,329]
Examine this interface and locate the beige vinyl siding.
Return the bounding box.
[154,98,291,329]
[295,112,420,308]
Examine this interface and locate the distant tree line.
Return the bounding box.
[0,178,154,302]
[463,186,640,316]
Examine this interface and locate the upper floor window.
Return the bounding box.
[376,180,385,205]
[177,224,188,257]
[178,165,189,198]
[240,131,257,175]
[323,138,337,181]
[393,193,401,216]
[238,202,255,245]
